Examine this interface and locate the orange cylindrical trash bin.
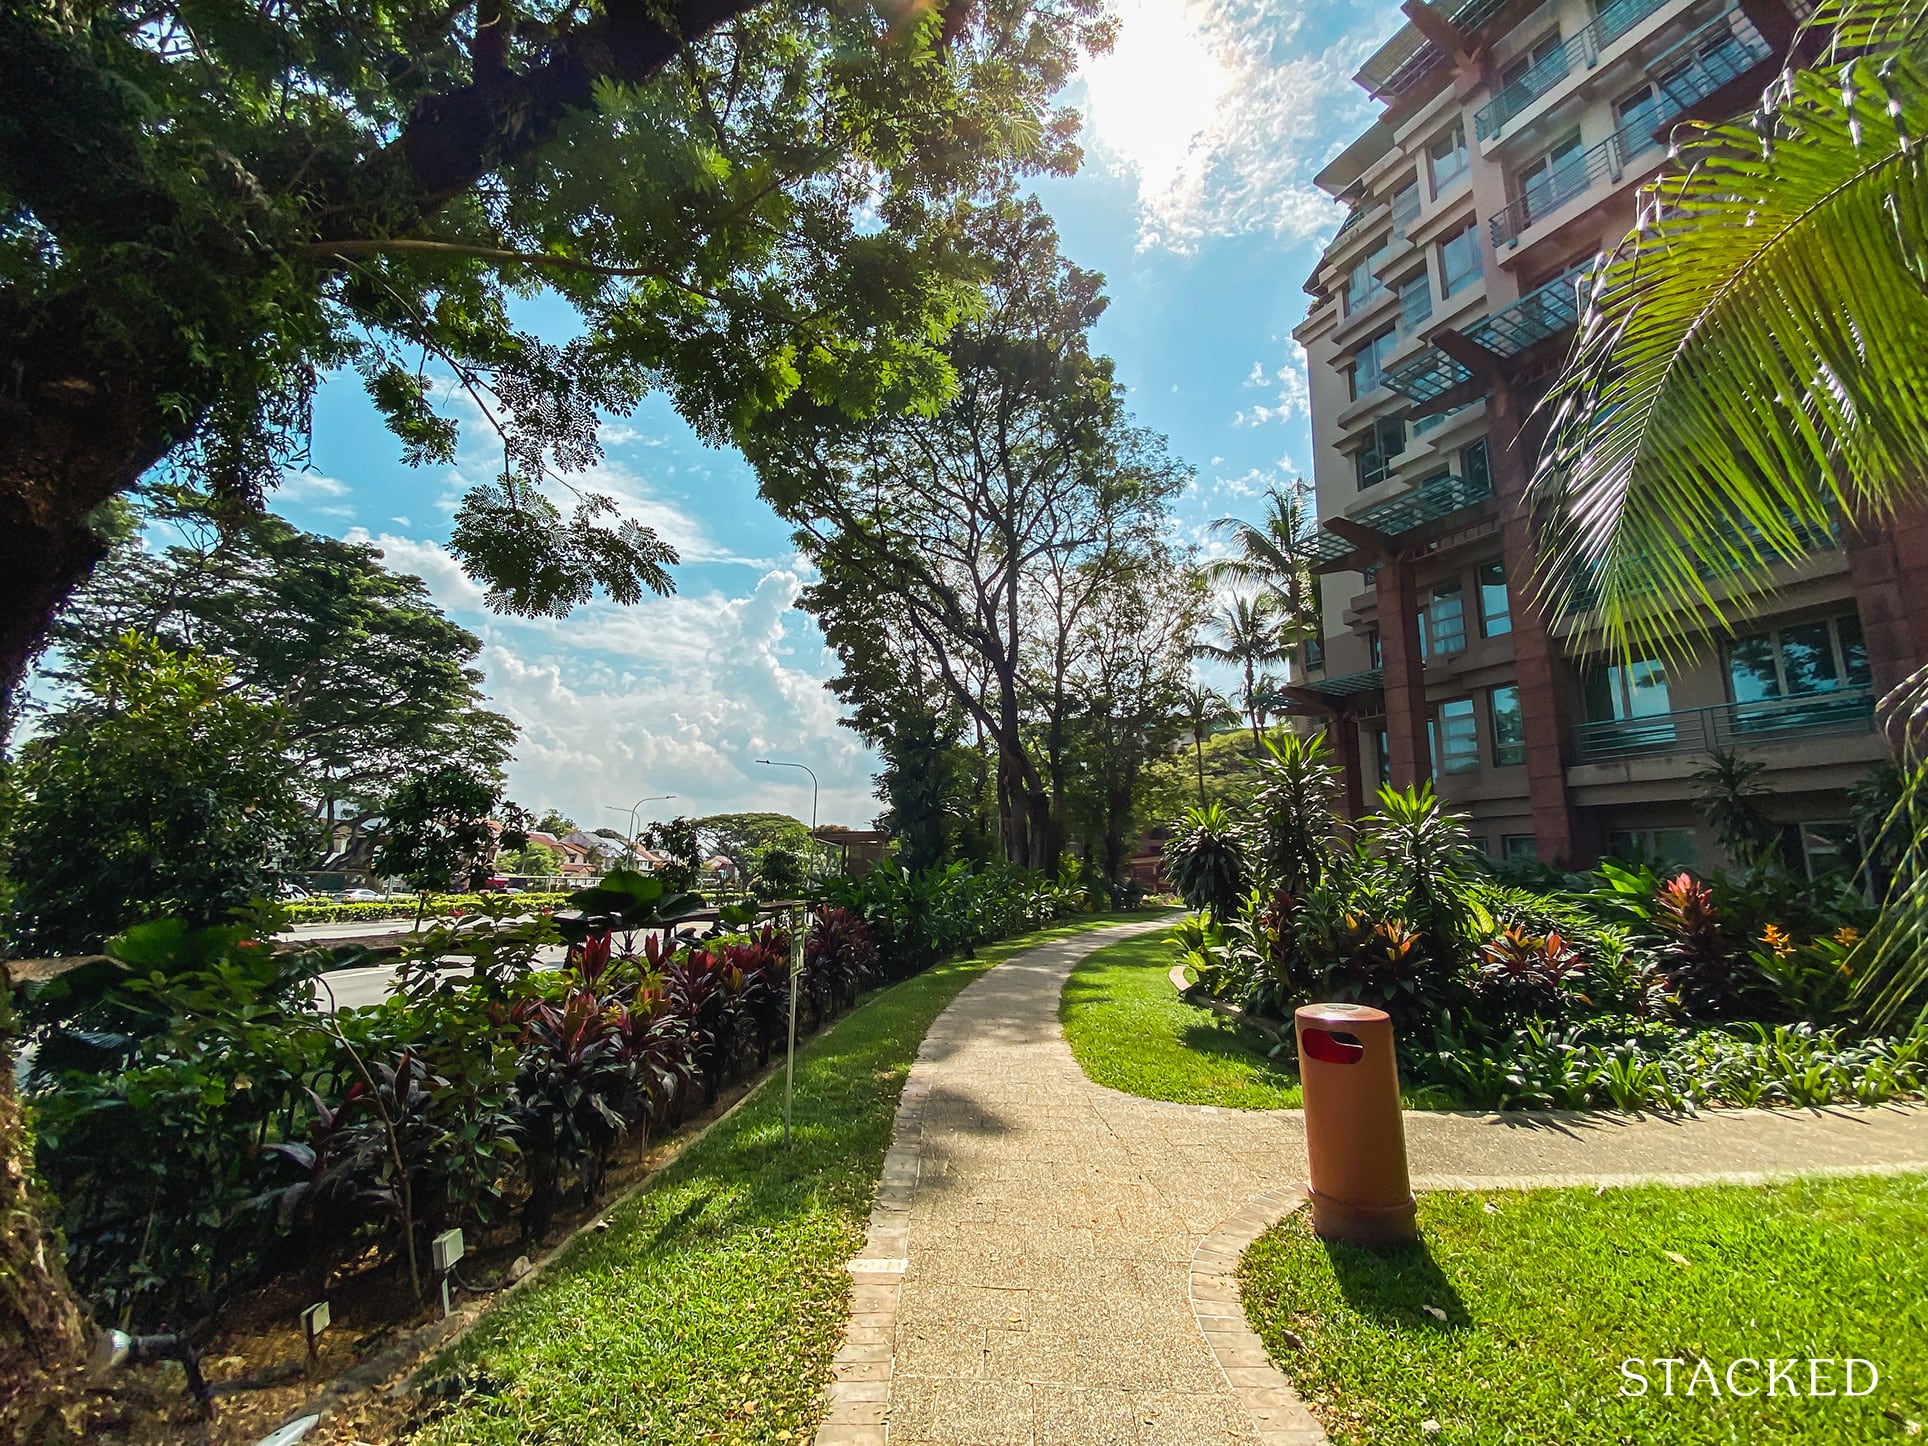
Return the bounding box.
[1295,1002,1417,1242]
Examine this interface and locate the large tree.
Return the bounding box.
[755,192,1189,868]
[3,634,310,955]
[0,0,1110,715]
[49,492,517,835]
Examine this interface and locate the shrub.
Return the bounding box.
[1163,803,1245,922]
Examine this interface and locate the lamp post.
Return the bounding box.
[604,794,675,867]
[756,758,817,1148]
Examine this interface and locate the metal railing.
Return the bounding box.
[1474,0,1707,140]
[1489,11,1773,245]
[1572,689,1877,762]
[1383,262,1592,404]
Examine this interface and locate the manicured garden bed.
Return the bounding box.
[408,912,1152,1444]
[1240,1175,1928,1445]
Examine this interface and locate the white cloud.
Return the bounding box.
[1078,1,1385,251]
[342,532,879,827]
[279,470,351,499]
[1232,347,1310,428]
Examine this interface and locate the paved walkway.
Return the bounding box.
[814,919,1928,1446]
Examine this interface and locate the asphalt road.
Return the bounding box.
[282,917,570,1011]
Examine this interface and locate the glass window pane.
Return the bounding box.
[1652,829,1699,870]
[1461,438,1492,493]
[1727,633,1780,702]
[1440,225,1482,295]
[1429,583,1466,655]
[1502,834,1539,863]
[1439,698,1480,773]
[1582,666,1616,722]
[1490,685,1525,765]
[1373,727,1391,784]
[1778,621,1840,695]
[1625,658,1671,717]
[1837,613,1870,690]
[1478,560,1511,636]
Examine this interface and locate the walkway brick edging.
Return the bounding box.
[814,1030,937,1445]
[1189,1190,1328,1446]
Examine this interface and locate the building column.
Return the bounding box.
[1376,557,1431,788]
[1845,511,1928,696]
[1326,713,1367,821]
[1488,384,1583,866]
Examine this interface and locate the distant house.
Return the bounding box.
[812,826,891,876]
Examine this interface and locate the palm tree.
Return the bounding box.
[1195,597,1290,756]
[1208,481,1322,651]
[1531,0,1928,1018]
[1178,681,1238,805]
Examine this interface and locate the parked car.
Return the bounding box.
[339,888,384,902]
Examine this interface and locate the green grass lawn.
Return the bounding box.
[1240,1175,1928,1445]
[410,911,1153,1446]
[1060,930,1305,1108]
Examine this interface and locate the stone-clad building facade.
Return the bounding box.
[1288,0,1928,872]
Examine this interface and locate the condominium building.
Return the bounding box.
[1288,0,1928,874]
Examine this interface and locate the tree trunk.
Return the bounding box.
[0,1029,88,1396]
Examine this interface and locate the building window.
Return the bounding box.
[1477,561,1511,636]
[1345,237,1391,315]
[1351,327,1398,398]
[1354,413,1404,489]
[1391,175,1422,236]
[1501,834,1539,864]
[1726,614,1870,703]
[1461,437,1492,493]
[1398,270,1433,335]
[1615,84,1662,158]
[1489,684,1526,765]
[1368,628,1383,669]
[1518,128,1585,220]
[1372,727,1392,785]
[1304,634,1325,670]
[1780,820,1859,881]
[1437,698,1480,773]
[1606,828,1699,871]
[1584,657,1673,722]
[1439,221,1483,297]
[1428,123,1469,197]
[1501,29,1565,91]
[1428,580,1467,655]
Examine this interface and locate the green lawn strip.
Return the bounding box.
[1061,931,1303,1108]
[1240,1175,1928,1445]
[411,911,1154,1446]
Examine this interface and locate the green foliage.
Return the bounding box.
[1163,803,1246,923]
[1246,732,1341,897]
[0,0,1111,666]
[4,634,308,954]
[641,816,708,895]
[499,842,561,876]
[755,847,805,899]
[372,766,517,899]
[817,860,1087,973]
[51,494,517,825]
[1195,595,1291,751]
[758,191,1191,873]
[1690,750,1778,869]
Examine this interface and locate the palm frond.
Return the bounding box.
[1532,33,1928,660]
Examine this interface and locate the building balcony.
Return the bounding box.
[1489,10,1774,246]
[1572,689,1877,763]
[1473,0,1690,142]
[1298,469,1495,570]
[1383,262,1592,407]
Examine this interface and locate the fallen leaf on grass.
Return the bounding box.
[1663,1251,1691,1267]
[1421,1304,1448,1323]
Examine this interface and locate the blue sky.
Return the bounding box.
[264,0,1403,832]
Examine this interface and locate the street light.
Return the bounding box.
[604,794,675,866]
[754,759,817,835]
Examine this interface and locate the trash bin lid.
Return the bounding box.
[1295,1002,1390,1027]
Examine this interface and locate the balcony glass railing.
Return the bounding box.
[1473,0,1684,140]
[1383,263,1591,404]
[1491,12,1773,244]
[1572,689,1877,762]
